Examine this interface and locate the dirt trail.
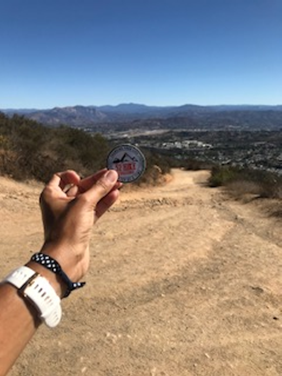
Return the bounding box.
[1,169,282,376]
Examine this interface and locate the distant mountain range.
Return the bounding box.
[2,103,282,130]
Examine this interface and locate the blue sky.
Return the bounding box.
[0,0,281,108]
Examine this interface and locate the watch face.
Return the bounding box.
[106,144,146,183]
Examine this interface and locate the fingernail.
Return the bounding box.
[105,170,118,183]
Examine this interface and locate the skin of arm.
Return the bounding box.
[0,169,121,376]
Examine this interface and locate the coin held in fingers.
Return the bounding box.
[106,144,146,183]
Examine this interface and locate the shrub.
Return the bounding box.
[143,150,172,174]
[0,114,111,182]
[209,164,282,199]
[209,165,242,187]
[182,158,214,171]
[0,114,171,185]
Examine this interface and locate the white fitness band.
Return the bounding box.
[4,266,62,328]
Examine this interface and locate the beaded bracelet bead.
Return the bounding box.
[30,253,86,298]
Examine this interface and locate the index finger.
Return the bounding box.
[48,170,81,190]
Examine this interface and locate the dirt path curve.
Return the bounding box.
[1,169,282,376]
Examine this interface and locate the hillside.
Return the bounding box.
[1,169,282,376]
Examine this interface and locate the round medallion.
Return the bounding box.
[107,144,146,183]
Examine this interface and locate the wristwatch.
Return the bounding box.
[4,266,62,328]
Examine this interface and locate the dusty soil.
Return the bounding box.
[1,169,282,376]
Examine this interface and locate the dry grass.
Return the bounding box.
[209,165,282,217]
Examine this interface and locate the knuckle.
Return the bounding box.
[96,179,109,192]
[79,194,92,205]
[39,185,54,203]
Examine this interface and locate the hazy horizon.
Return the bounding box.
[2,102,282,112]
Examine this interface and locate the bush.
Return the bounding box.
[209,164,282,199]
[0,113,170,185]
[182,158,214,171]
[143,150,172,174]
[209,165,242,187]
[0,113,111,182]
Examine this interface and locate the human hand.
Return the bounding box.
[0,169,121,376]
[38,169,121,284]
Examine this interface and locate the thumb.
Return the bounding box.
[82,170,118,207]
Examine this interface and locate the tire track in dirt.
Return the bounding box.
[2,170,281,376]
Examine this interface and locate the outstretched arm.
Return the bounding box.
[0,169,120,376]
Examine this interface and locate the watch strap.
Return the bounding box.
[4,266,62,328]
[5,265,36,289]
[31,253,86,298]
[21,274,62,328]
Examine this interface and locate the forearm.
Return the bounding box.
[0,282,40,376]
[0,169,119,375]
[0,261,64,376]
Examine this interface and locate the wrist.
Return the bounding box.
[30,252,85,298]
[25,260,66,299]
[39,241,89,282]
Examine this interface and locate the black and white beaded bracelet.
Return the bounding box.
[30,253,86,298]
